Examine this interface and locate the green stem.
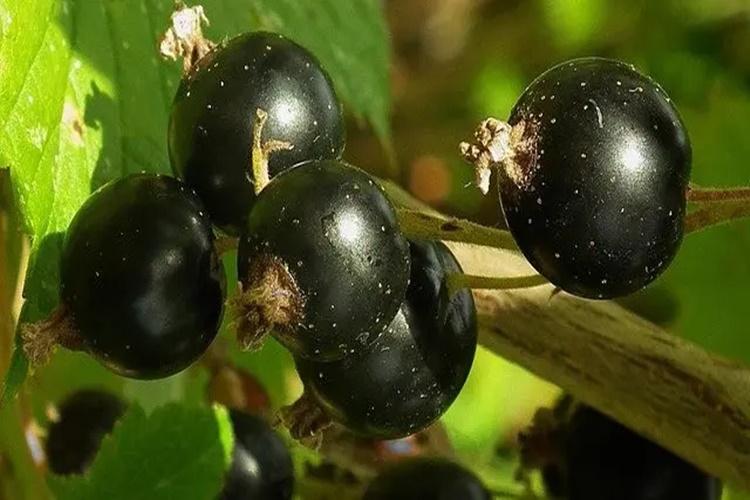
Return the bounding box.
[397,209,518,251]
[251,109,271,194]
[448,272,547,296]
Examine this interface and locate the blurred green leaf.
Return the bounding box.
[243,0,392,152]
[661,78,750,364]
[48,404,233,500]
[1,0,391,405]
[543,0,605,51]
[471,63,525,120]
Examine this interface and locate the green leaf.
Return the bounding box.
[243,0,392,151]
[542,0,605,50]
[48,403,233,500]
[1,0,391,405]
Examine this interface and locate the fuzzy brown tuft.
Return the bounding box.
[230,254,304,352]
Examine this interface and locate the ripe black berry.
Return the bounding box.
[461,58,691,298]
[45,389,126,475]
[292,239,476,439]
[221,411,294,500]
[59,174,226,379]
[545,403,722,500]
[169,31,345,234]
[235,159,410,362]
[363,457,490,500]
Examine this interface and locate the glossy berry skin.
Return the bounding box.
[169,31,345,234]
[544,404,722,500]
[363,457,490,500]
[295,239,477,439]
[237,160,410,362]
[61,174,226,379]
[45,389,126,475]
[220,411,294,500]
[500,58,691,298]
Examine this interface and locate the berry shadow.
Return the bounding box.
[21,231,65,322]
[84,83,120,193]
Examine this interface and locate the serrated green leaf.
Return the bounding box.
[1,0,391,405]
[48,403,233,500]
[243,0,391,150]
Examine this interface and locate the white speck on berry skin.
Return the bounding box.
[581,153,587,159]
[555,253,561,259]
[243,64,249,70]
[537,197,542,205]
[580,82,586,87]
[550,118,557,124]
[616,80,622,86]
[220,80,224,87]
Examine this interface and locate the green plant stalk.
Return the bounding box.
[397,208,518,251]
[447,272,547,296]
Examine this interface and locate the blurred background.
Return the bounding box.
[347,0,750,491]
[2,0,750,497]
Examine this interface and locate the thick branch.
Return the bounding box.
[446,241,750,491]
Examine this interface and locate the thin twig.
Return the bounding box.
[687,186,750,203]
[685,202,750,234]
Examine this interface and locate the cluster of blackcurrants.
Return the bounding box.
[30,30,476,454]
[27,19,715,500]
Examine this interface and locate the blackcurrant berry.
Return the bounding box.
[59,174,226,379]
[550,404,722,500]
[221,411,294,500]
[235,159,410,362]
[292,239,477,439]
[363,457,490,500]
[462,58,691,298]
[45,389,127,475]
[169,31,345,234]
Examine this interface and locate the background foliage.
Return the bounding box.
[1,0,748,498]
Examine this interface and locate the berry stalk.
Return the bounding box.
[396,208,518,251]
[250,109,293,194]
[685,186,750,233]
[447,272,547,296]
